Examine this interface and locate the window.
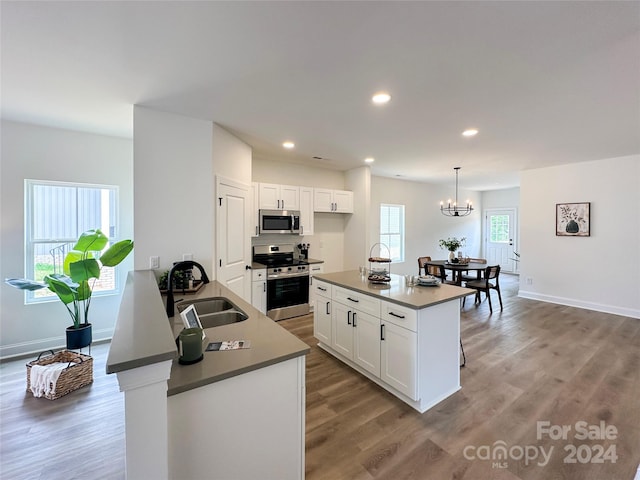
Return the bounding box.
[380,204,405,262]
[489,214,510,243]
[25,180,120,303]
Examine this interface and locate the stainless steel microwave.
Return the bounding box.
[259,209,301,234]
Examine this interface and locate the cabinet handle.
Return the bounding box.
[263,283,266,292]
[352,312,357,327]
[255,226,258,235]
[388,311,405,319]
[318,286,327,292]
[347,297,359,303]
[282,200,285,209]
[347,310,352,325]
[380,324,385,341]
[326,301,330,315]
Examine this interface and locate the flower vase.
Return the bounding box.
[448,251,456,262]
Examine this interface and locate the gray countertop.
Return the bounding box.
[314,270,474,309]
[106,270,310,397]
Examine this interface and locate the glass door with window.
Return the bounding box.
[485,209,517,272]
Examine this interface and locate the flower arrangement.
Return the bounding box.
[438,236,466,252]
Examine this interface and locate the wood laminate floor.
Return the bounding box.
[1,274,638,479]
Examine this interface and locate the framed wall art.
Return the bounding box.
[556,202,590,236]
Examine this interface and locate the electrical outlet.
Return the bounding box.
[183,253,193,261]
[149,256,160,269]
[526,277,533,285]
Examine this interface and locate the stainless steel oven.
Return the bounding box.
[253,244,310,321]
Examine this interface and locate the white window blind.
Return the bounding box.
[379,204,405,262]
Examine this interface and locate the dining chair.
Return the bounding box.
[417,256,440,276]
[429,263,457,285]
[460,258,487,282]
[463,265,503,313]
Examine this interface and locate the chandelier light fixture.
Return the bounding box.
[440,167,473,217]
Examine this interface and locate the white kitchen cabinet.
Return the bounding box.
[380,321,417,400]
[308,263,324,312]
[331,302,355,358]
[330,286,381,376]
[313,272,462,413]
[259,183,300,210]
[298,186,314,235]
[352,309,381,377]
[312,278,331,345]
[251,182,260,237]
[313,188,354,213]
[251,268,267,314]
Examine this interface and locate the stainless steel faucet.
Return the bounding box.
[166,261,210,317]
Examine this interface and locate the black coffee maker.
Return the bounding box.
[297,243,310,260]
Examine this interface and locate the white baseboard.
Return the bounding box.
[518,290,640,319]
[0,328,113,360]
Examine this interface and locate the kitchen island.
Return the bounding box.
[313,270,473,413]
[107,270,309,480]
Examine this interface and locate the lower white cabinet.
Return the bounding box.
[380,321,417,399]
[313,279,331,345]
[313,279,460,413]
[251,268,267,314]
[330,289,381,377]
[308,263,324,312]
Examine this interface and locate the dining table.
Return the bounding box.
[424,260,488,286]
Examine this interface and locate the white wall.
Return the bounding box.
[344,167,371,270]
[519,155,639,318]
[133,106,214,275]
[212,123,252,185]
[370,176,482,276]
[481,187,520,210]
[0,121,133,357]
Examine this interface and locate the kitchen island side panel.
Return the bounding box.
[417,300,461,412]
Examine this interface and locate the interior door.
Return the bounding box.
[484,208,517,273]
[216,176,251,301]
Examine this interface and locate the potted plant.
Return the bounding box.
[5,229,134,350]
[438,236,466,262]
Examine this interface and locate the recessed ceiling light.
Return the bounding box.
[282,141,295,149]
[462,129,478,137]
[364,157,375,163]
[372,92,391,104]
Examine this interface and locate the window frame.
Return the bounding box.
[24,179,121,304]
[379,203,405,263]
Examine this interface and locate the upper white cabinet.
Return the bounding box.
[313,188,354,213]
[259,183,299,210]
[298,187,314,236]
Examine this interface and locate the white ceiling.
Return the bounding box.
[2,1,639,190]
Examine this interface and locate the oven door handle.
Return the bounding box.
[267,272,310,280]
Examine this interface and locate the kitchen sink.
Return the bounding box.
[199,310,248,328]
[177,297,248,328]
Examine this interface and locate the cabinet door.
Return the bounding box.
[313,296,332,344]
[353,310,380,376]
[332,302,354,359]
[308,264,324,311]
[333,190,354,213]
[258,183,281,209]
[380,322,418,400]
[313,188,333,213]
[251,280,267,314]
[299,187,314,235]
[280,185,300,210]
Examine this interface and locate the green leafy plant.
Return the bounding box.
[438,236,466,252]
[5,229,134,329]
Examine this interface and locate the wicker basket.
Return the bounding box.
[26,350,93,400]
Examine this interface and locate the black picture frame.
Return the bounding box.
[556,202,590,236]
